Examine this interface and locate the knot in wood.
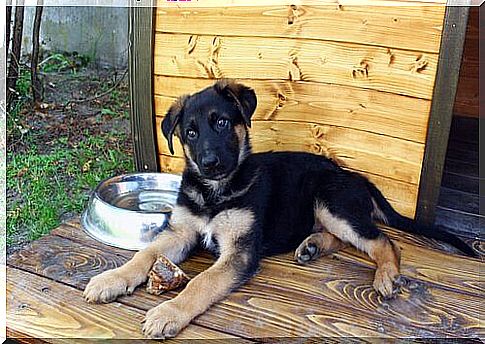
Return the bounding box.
[287,5,301,25]
[289,55,302,81]
[207,36,223,78]
[311,124,326,140]
[186,35,199,55]
[411,54,428,73]
[277,92,287,109]
[352,60,370,80]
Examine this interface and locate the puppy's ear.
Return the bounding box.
[162,95,188,155]
[214,79,257,127]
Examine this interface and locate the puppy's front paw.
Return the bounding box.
[142,302,191,339]
[83,269,137,303]
[373,263,404,299]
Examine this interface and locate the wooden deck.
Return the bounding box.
[436,116,481,240]
[7,218,483,341]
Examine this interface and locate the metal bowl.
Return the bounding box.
[81,173,182,251]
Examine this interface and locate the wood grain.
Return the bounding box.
[453,7,479,118]
[438,187,480,215]
[155,117,424,184]
[6,267,233,340]
[155,5,445,53]
[435,207,481,239]
[156,0,448,8]
[441,172,478,195]
[53,220,483,300]
[8,227,483,339]
[153,76,432,143]
[153,33,439,99]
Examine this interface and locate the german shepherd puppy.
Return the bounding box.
[84,80,476,339]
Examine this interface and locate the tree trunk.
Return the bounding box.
[7,5,25,108]
[31,4,44,103]
[6,6,12,58]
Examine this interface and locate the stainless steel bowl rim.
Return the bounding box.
[90,172,182,214]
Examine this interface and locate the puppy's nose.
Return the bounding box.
[201,154,220,169]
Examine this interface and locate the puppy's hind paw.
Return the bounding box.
[373,264,404,299]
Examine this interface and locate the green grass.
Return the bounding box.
[7,56,133,247]
[7,134,133,244]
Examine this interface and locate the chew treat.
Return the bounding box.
[146,255,190,295]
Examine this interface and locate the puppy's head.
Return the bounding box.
[162,79,257,180]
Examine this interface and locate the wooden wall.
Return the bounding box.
[453,6,479,118]
[153,0,448,218]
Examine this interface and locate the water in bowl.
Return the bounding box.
[111,190,177,213]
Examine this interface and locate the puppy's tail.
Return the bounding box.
[364,178,477,257]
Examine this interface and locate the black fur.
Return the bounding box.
[162,80,477,284]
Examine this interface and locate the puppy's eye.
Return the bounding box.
[186,129,197,139]
[216,118,229,129]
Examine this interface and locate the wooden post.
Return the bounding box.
[128,0,158,172]
[415,4,470,226]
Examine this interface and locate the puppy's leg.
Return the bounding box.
[295,231,348,264]
[314,205,402,298]
[83,207,199,303]
[142,209,258,339]
[142,251,251,339]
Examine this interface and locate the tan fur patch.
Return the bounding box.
[367,235,401,268]
[297,231,347,257]
[183,144,201,173]
[165,208,254,321]
[314,203,367,252]
[314,203,401,297]
[209,208,254,253]
[234,124,249,163]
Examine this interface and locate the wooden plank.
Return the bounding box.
[446,146,479,166]
[437,187,480,215]
[447,138,479,155]
[415,6,470,226]
[153,77,432,143]
[155,116,424,185]
[444,159,478,178]
[435,207,481,239]
[54,220,483,299]
[453,7,479,118]
[156,0,448,8]
[153,33,439,99]
[441,172,478,195]
[380,225,482,257]
[156,153,418,217]
[129,3,159,172]
[9,229,483,338]
[7,267,233,340]
[155,5,446,53]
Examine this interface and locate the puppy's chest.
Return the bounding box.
[199,225,217,251]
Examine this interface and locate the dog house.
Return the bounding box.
[128,0,471,226]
